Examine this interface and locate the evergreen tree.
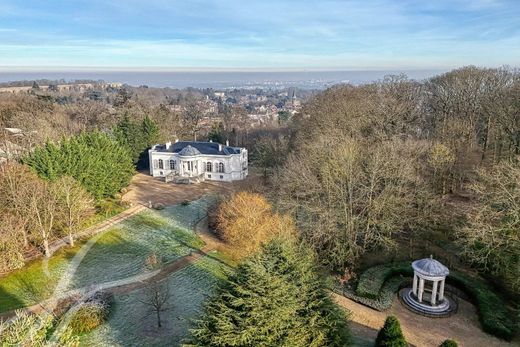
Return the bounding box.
[23,131,134,199]
[186,238,350,347]
[375,316,407,347]
[113,114,159,167]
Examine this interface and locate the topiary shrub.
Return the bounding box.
[375,315,407,347]
[439,339,458,347]
[68,302,108,334]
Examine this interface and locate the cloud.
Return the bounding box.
[0,0,518,69]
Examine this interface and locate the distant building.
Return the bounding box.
[149,140,248,183]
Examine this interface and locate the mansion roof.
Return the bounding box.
[152,141,242,156]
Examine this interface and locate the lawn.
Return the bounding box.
[0,246,80,312]
[0,196,215,313]
[68,210,204,290]
[79,252,231,347]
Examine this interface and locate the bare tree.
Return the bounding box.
[27,180,60,257]
[182,95,204,141]
[140,279,171,328]
[0,162,36,248]
[55,176,94,247]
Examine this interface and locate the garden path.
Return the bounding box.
[333,293,517,347]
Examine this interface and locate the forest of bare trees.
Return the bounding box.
[270,66,520,295]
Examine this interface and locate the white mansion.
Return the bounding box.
[148,140,248,183]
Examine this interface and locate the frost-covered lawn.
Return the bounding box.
[69,210,204,289]
[0,196,215,313]
[80,252,231,347]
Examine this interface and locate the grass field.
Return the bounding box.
[80,252,230,347]
[0,196,215,313]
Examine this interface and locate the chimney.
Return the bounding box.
[209,139,213,143]
[226,140,229,146]
[165,141,172,149]
[175,139,179,143]
[218,144,222,152]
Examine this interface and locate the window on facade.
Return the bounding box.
[169,159,175,170]
[206,162,212,172]
[158,159,164,169]
[218,162,224,173]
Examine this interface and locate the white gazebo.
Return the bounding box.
[412,256,449,305]
[401,256,455,316]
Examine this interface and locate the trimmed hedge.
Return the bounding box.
[351,262,515,341]
[334,276,408,312]
[356,263,411,299]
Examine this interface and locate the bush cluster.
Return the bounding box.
[69,302,109,334]
[356,263,411,299]
[335,276,407,312]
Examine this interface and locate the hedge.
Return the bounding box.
[334,276,408,312]
[349,262,515,341]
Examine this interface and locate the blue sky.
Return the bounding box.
[0,0,518,70]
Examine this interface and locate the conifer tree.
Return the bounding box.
[375,316,407,347]
[23,131,134,199]
[186,238,350,347]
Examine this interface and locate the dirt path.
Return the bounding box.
[333,293,515,347]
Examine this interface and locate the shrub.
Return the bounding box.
[181,200,191,206]
[356,263,411,299]
[335,276,408,311]
[214,192,296,259]
[375,315,407,347]
[439,339,458,347]
[68,302,108,334]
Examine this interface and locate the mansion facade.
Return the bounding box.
[148,140,248,183]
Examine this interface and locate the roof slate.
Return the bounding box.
[153,141,242,155]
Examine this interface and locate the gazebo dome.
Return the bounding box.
[412,257,449,278]
[178,145,201,156]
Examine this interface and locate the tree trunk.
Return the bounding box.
[69,233,75,247]
[156,310,162,328]
[43,239,50,258]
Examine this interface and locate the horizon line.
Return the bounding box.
[0,66,456,73]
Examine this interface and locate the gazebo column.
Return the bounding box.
[439,279,445,301]
[412,274,418,296]
[431,280,438,305]
[418,277,425,302]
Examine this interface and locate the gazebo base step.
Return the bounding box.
[399,288,457,318]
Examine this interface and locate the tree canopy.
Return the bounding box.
[23,131,134,199]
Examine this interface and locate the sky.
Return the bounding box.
[0,0,518,70]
